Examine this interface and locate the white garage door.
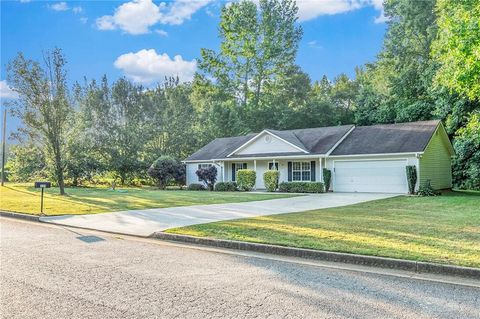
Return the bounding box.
[334,160,408,193]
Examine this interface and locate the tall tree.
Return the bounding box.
[432,0,480,102]
[7,49,72,194]
[199,0,302,111]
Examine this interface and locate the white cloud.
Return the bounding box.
[114,49,197,84]
[80,17,88,24]
[19,0,31,3]
[0,81,18,99]
[155,29,168,37]
[292,0,387,23]
[96,0,212,35]
[49,2,69,11]
[307,40,322,49]
[73,6,83,14]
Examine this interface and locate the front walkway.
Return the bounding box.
[41,193,397,236]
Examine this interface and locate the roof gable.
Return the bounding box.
[229,130,308,157]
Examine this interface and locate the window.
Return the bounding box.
[232,163,247,181]
[268,162,279,170]
[197,164,212,182]
[292,161,311,181]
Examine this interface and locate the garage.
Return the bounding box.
[333,160,408,193]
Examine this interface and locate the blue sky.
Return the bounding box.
[1,0,387,135]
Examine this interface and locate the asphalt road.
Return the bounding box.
[1,218,479,319]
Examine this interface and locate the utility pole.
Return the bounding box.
[1,107,6,186]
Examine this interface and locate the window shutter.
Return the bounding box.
[197,164,201,182]
[231,163,236,181]
[310,161,316,181]
[288,162,292,181]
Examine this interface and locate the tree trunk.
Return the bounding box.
[53,142,66,195]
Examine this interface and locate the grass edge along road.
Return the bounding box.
[167,191,480,268]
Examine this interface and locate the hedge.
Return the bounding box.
[263,170,280,192]
[187,183,206,191]
[279,182,324,193]
[406,165,417,195]
[322,168,332,192]
[214,181,237,192]
[236,169,256,191]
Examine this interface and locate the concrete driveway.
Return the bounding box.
[41,193,397,236]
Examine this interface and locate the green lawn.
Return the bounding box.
[167,191,480,268]
[0,183,296,216]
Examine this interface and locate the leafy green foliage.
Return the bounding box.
[418,180,437,196]
[196,166,218,191]
[6,144,49,182]
[322,168,331,192]
[7,48,72,194]
[279,182,324,193]
[263,170,279,192]
[236,169,256,191]
[406,165,417,195]
[214,182,237,192]
[452,113,480,190]
[147,156,184,190]
[432,0,480,101]
[187,183,206,191]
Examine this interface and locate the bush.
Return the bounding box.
[406,165,417,194]
[196,165,217,191]
[214,181,237,191]
[147,156,183,190]
[322,168,331,192]
[263,170,279,192]
[279,182,324,193]
[187,183,206,191]
[418,180,437,196]
[236,169,256,191]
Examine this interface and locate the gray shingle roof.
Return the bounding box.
[185,125,353,161]
[185,120,442,161]
[330,120,440,155]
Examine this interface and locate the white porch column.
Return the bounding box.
[319,157,323,182]
[222,161,225,182]
[254,160,257,190]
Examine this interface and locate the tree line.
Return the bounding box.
[5,0,479,193]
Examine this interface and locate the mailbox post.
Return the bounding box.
[34,181,51,215]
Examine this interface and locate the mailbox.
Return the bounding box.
[35,181,51,189]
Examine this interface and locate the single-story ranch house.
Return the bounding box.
[184,120,454,194]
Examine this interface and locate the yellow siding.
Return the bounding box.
[419,127,453,190]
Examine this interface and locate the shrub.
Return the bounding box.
[418,180,437,196]
[196,166,217,191]
[322,168,331,192]
[236,169,256,191]
[187,183,206,191]
[263,170,279,192]
[215,181,237,191]
[147,156,183,190]
[406,165,417,194]
[279,182,324,193]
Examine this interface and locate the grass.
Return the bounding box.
[167,190,480,268]
[0,183,297,216]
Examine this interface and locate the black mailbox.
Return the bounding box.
[34,181,51,188]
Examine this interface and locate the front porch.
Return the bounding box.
[218,158,325,189]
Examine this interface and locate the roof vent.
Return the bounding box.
[264,135,272,143]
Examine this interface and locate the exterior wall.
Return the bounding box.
[419,129,453,190]
[236,132,301,155]
[325,155,419,192]
[186,162,223,186]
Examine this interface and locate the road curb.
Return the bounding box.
[0,210,40,222]
[151,232,480,279]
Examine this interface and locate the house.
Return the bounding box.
[184,120,454,194]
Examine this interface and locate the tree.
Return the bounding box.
[7,143,48,182]
[432,0,480,101]
[452,112,480,190]
[199,0,302,111]
[196,166,217,191]
[7,49,72,194]
[147,156,183,190]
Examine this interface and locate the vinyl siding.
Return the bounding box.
[419,127,453,190]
